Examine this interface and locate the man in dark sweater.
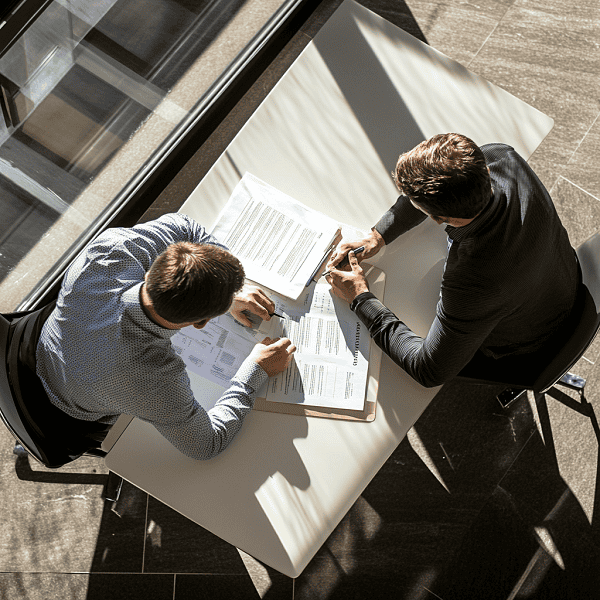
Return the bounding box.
[326,133,578,388]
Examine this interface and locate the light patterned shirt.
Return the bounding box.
[36,213,268,460]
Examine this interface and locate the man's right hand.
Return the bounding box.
[250,337,296,377]
[327,228,385,271]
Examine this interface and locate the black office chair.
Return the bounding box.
[456,232,600,408]
[0,301,122,500]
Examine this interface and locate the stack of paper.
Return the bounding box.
[210,173,341,299]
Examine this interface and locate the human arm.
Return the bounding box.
[350,278,504,388]
[327,251,505,388]
[149,337,295,460]
[375,195,428,243]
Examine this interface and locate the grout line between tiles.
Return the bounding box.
[558,175,600,203]
[422,584,445,600]
[466,0,520,69]
[565,110,600,168]
[495,429,538,491]
[142,493,149,574]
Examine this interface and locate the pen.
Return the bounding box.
[270,312,285,319]
[321,246,365,278]
[305,241,338,287]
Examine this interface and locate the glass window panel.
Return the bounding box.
[0,0,295,311]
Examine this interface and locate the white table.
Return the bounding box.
[104,0,553,577]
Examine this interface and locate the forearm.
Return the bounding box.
[153,357,268,460]
[374,196,427,244]
[352,295,470,388]
[204,358,268,456]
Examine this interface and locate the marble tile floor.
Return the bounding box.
[2,0,600,598]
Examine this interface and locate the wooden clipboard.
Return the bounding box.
[254,264,385,422]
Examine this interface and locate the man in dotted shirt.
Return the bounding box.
[326,133,578,389]
[36,213,295,460]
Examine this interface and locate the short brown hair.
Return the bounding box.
[393,133,491,219]
[146,242,244,324]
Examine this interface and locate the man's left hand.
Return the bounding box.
[230,284,275,326]
[326,251,370,303]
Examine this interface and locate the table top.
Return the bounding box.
[104,0,553,578]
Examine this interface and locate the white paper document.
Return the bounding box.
[210,173,340,299]
[171,281,370,411]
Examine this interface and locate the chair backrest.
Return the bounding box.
[534,233,600,393]
[0,313,49,465]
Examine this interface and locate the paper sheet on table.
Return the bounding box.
[171,280,370,411]
[210,173,340,300]
[171,320,256,388]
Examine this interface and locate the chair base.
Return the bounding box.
[496,371,588,409]
[104,470,124,503]
[12,441,122,502]
[557,371,586,392]
[13,443,28,457]
[496,388,527,409]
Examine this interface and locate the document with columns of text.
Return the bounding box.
[171,278,370,411]
[210,173,341,300]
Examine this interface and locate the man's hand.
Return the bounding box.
[326,251,370,303]
[250,337,296,377]
[327,228,385,271]
[230,284,275,327]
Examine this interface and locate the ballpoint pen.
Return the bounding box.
[305,241,338,287]
[270,312,285,319]
[321,246,365,278]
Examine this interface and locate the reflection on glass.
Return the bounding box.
[0,0,287,310]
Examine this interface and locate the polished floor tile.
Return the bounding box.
[173,573,290,599]
[552,176,600,254]
[467,0,600,191]
[0,573,90,600]
[562,115,600,203]
[85,574,175,600]
[403,0,516,65]
[90,480,149,573]
[295,381,538,598]
[431,422,600,599]
[0,572,176,600]
[0,428,109,573]
[143,495,250,574]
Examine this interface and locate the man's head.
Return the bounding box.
[393,133,491,222]
[145,242,244,326]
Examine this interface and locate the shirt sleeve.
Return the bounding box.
[351,275,506,388]
[374,196,428,244]
[145,357,269,460]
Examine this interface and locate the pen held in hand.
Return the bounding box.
[305,240,338,288]
[270,312,285,319]
[321,246,365,278]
